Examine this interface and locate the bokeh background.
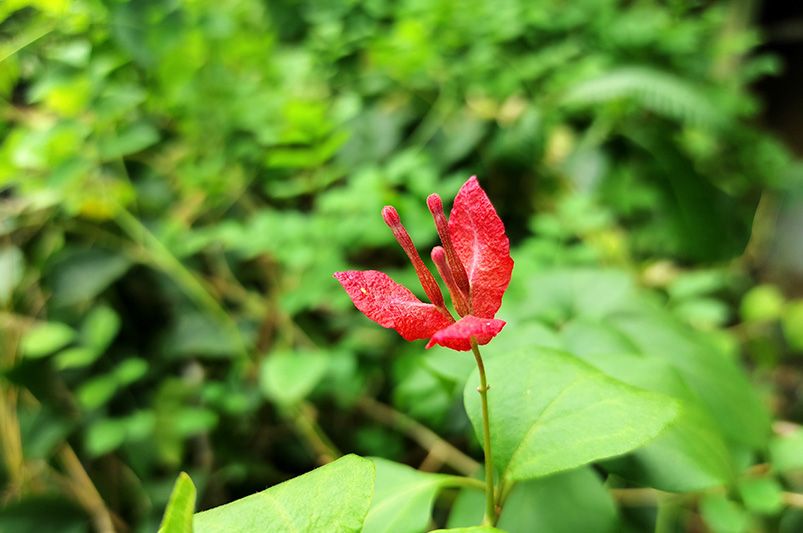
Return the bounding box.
[2,0,803,531]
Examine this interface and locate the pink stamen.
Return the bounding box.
[431,246,469,316]
[426,194,471,299]
[382,206,445,308]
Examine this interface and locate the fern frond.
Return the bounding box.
[562,66,722,128]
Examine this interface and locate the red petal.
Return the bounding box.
[334,270,453,341]
[448,176,514,318]
[426,315,506,351]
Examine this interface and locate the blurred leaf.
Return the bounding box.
[158,472,196,533]
[259,351,329,407]
[86,418,127,456]
[770,429,803,472]
[173,408,218,436]
[464,349,677,482]
[99,122,160,159]
[21,322,75,359]
[193,455,375,532]
[741,285,785,323]
[113,358,148,386]
[449,468,618,533]
[55,347,101,370]
[782,300,803,351]
[19,405,72,460]
[80,305,121,352]
[163,312,240,359]
[50,249,131,307]
[563,66,721,127]
[77,374,118,410]
[0,496,88,533]
[432,526,506,533]
[737,476,783,515]
[700,493,749,533]
[0,245,24,305]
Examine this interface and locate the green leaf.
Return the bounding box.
[86,418,127,456]
[364,458,470,533]
[77,375,118,410]
[55,347,102,370]
[21,322,76,358]
[738,476,783,515]
[99,122,160,160]
[193,454,375,532]
[463,349,677,482]
[741,285,785,323]
[259,351,329,406]
[603,405,734,491]
[80,306,121,352]
[448,468,618,533]
[0,245,24,305]
[113,358,148,386]
[562,320,735,490]
[610,313,771,447]
[0,496,88,533]
[498,468,618,532]
[158,472,196,533]
[700,494,749,533]
[432,526,506,533]
[50,249,131,307]
[770,429,803,472]
[782,300,803,352]
[163,312,241,359]
[563,66,721,127]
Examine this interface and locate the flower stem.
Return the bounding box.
[470,338,496,526]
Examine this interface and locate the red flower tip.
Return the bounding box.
[380,205,445,308]
[382,206,401,228]
[426,194,443,215]
[431,246,446,265]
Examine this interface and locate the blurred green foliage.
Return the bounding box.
[2,0,803,531]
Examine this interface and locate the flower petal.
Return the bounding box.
[334,270,453,341]
[448,176,514,318]
[426,315,506,351]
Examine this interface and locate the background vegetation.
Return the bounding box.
[2,0,803,531]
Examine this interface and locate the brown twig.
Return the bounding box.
[58,445,117,533]
[356,396,480,476]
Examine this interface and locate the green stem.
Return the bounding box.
[470,339,496,526]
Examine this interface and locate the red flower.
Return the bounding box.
[334,176,513,351]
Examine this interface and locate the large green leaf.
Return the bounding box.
[193,454,375,533]
[562,320,735,490]
[448,467,618,533]
[463,349,677,482]
[610,312,770,447]
[364,458,476,533]
[159,472,196,533]
[513,269,770,450]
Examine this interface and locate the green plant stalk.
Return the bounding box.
[470,338,496,525]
